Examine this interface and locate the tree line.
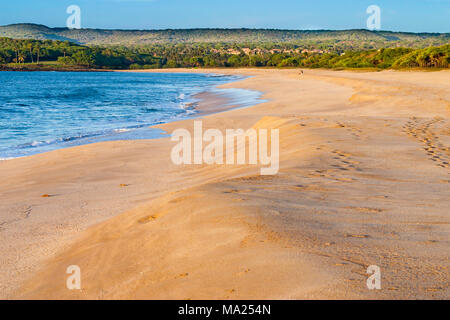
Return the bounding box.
[0,37,448,70]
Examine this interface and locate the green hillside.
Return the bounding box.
[0,24,448,50]
[1,36,448,71]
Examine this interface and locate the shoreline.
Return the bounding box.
[0,70,265,298]
[1,65,448,73]
[0,72,261,161]
[2,68,449,299]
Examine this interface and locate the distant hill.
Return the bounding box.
[1,23,449,48]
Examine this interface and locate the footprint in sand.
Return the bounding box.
[237,269,251,276]
[223,189,253,194]
[335,263,348,266]
[336,122,364,140]
[224,289,237,298]
[345,207,385,214]
[345,234,370,239]
[403,118,450,169]
[137,215,158,224]
[169,194,202,204]
[388,287,400,291]
[330,150,361,173]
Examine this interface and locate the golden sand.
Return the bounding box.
[0,68,449,299]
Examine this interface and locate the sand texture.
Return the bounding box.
[1,68,449,299]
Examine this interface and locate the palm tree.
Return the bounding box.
[13,42,19,63]
[27,43,34,63]
[18,53,25,64]
[34,45,41,63]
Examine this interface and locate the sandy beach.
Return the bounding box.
[1,68,449,299]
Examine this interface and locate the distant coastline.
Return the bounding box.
[0,64,109,72]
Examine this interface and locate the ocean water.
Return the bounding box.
[0,71,263,159]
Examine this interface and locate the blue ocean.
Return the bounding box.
[0,71,262,159]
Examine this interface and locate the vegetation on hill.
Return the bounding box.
[1,37,448,71]
[1,23,449,50]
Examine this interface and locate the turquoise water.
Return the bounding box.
[0,71,262,159]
